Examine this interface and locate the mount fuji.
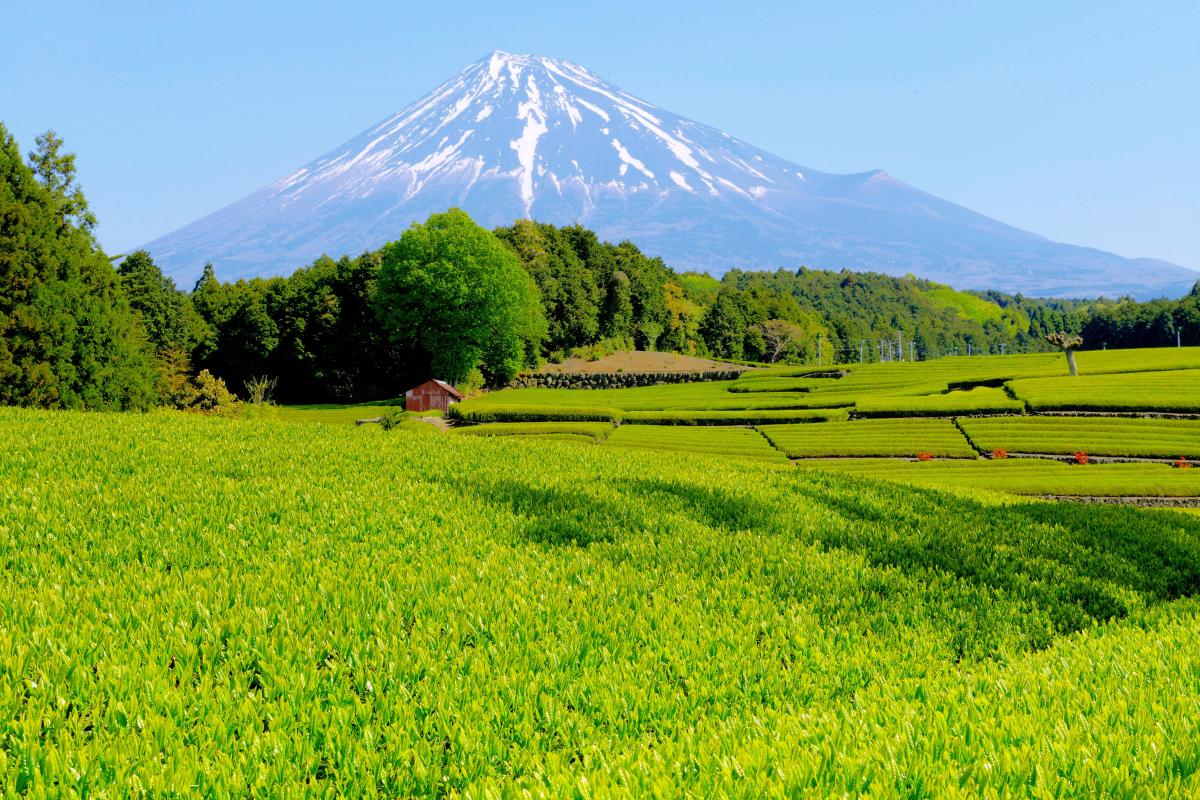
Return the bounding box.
[144,51,1197,299]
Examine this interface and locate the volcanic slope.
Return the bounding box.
[144,51,1198,298]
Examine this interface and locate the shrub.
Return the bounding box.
[1175,457,1192,470]
[917,452,934,461]
[245,375,278,405]
[1074,451,1090,465]
[379,409,408,430]
[991,448,1009,459]
[188,370,241,416]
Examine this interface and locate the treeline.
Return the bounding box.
[178,216,682,402]
[1,126,158,410]
[1079,290,1200,349]
[6,125,1200,411]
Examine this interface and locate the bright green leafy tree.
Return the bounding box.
[375,209,545,385]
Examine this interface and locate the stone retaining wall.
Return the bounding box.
[509,370,745,390]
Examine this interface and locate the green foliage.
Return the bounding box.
[376,209,546,385]
[493,221,677,355]
[604,424,789,462]
[622,408,848,425]
[493,219,600,353]
[959,416,1200,459]
[854,387,1025,417]
[244,375,278,405]
[276,401,404,425]
[4,409,1200,794]
[1009,369,1200,412]
[117,249,201,353]
[564,336,633,363]
[0,124,155,409]
[698,287,759,359]
[466,382,817,412]
[180,369,240,415]
[176,207,1194,406]
[192,252,412,402]
[760,418,978,458]
[813,457,1200,497]
[453,421,614,441]
[450,403,623,424]
[1081,293,1200,349]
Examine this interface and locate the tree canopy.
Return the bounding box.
[0,125,154,409]
[375,209,545,385]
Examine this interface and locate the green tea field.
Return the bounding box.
[4,407,1200,796]
[435,347,1200,502]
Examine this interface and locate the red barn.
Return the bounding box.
[405,379,463,413]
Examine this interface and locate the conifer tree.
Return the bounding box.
[0,124,155,409]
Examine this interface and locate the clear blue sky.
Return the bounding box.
[3,0,1197,270]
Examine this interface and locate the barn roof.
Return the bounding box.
[430,379,463,399]
[407,378,463,399]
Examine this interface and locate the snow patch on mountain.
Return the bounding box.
[143,50,1199,299]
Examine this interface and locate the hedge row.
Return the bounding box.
[852,404,1025,419]
[622,409,848,426]
[449,404,623,423]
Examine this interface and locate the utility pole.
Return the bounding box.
[897,331,903,362]
[859,341,864,363]
[909,341,915,362]
[1179,329,1183,348]
[818,334,823,366]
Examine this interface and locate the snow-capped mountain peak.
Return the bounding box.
[144,52,1199,299]
[269,50,802,216]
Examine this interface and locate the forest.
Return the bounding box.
[4,124,1199,407]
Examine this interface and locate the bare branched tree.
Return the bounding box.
[755,319,806,363]
[1044,331,1083,376]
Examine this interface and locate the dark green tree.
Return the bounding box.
[495,220,600,355]
[699,289,754,359]
[0,124,154,409]
[116,249,200,353]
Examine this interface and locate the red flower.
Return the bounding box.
[1073,451,1089,465]
[991,448,1008,460]
[917,451,933,461]
[1175,457,1192,470]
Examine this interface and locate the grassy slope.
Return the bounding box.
[760,418,978,459]
[1009,368,1200,412]
[3,408,1199,796]
[603,424,788,462]
[277,403,403,424]
[960,416,1200,458]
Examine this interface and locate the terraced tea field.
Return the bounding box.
[759,418,977,458]
[289,347,1200,501]
[1007,368,1200,413]
[854,386,1024,417]
[4,408,1200,796]
[452,421,615,442]
[602,424,788,462]
[959,416,1200,459]
[810,458,1200,497]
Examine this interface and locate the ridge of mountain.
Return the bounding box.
[143,50,1199,299]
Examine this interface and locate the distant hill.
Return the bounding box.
[142,51,1198,300]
